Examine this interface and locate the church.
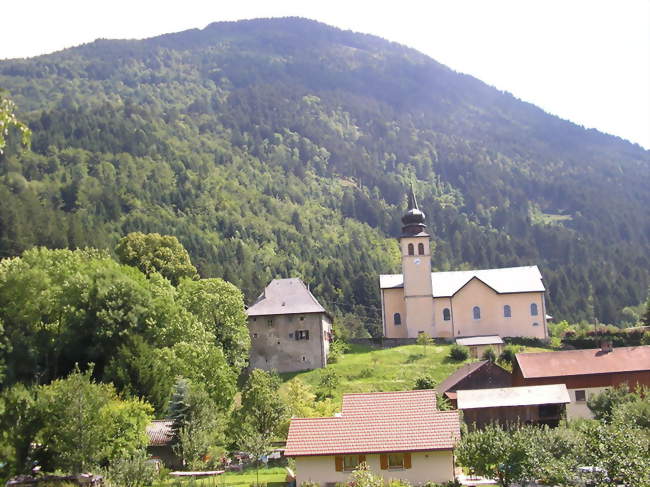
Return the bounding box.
[379,188,548,340]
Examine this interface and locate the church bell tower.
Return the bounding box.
[400,186,435,338]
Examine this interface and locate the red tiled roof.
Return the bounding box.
[146,420,174,446]
[515,345,650,379]
[284,390,460,456]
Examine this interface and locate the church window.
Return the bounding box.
[504,305,511,318]
[530,303,539,316]
[408,243,414,255]
[393,313,402,325]
[473,306,481,320]
[443,308,451,321]
[418,243,425,255]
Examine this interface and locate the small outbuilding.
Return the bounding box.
[457,384,570,429]
[146,420,182,469]
[436,360,512,407]
[455,336,504,359]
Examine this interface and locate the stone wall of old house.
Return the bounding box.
[248,312,331,373]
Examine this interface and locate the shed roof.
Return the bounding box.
[457,384,570,410]
[146,420,174,446]
[456,336,504,346]
[284,390,460,456]
[379,266,545,296]
[246,278,327,317]
[515,345,650,378]
[435,361,490,394]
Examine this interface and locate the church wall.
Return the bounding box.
[433,296,454,338]
[450,279,546,339]
[382,288,408,338]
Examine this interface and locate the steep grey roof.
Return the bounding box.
[246,278,327,317]
[379,265,545,296]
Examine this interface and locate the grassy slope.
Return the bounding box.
[280,343,548,404]
[158,467,287,486]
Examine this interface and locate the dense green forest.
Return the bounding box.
[0,17,649,329]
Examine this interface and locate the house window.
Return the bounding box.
[296,330,309,340]
[473,306,481,320]
[418,243,425,255]
[394,313,401,325]
[252,333,258,338]
[267,318,273,327]
[388,453,405,470]
[343,455,360,471]
[504,305,511,318]
[575,390,586,402]
[408,243,414,256]
[530,303,539,316]
[300,316,305,321]
[288,315,293,322]
[252,317,256,322]
[443,308,451,321]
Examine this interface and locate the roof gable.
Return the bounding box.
[246,278,327,316]
[379,266,545,296]
[515,345,650,378]
[284,390,460,456]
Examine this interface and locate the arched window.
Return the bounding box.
[407,243,414,256]
[394,313,402,325]
[473,306,481,320]
[530,303,538,316]
[504,305,511,318]
[418,243,425,255]
[443,308,451,321]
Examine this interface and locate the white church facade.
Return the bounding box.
[379,189,548,340]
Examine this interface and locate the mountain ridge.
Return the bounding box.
[0,17,648,328]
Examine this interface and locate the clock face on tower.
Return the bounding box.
[414,258,421,265]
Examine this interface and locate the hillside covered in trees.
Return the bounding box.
[0,17,648,329]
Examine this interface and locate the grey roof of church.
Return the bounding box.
[379,265,545,296]
[246,278,328,317]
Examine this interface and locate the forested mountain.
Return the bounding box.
[0,17,648,329]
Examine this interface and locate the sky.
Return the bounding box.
[2,0,649,149]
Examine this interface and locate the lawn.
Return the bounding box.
[155,466,287,487]
[279,342,549,405]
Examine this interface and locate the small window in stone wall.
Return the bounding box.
[296,330,309,340]
[288,332,294,339]
[252,333,258,338]
[288,315,293,322]
[300,316,305,321]
[575,390,586,402]
[267,318,273,327]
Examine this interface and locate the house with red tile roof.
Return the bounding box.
[284,390,461,486]
[512,344,650,419]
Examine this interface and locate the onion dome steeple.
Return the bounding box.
[401,184,428,236]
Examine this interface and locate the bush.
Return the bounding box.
[481,347,496,362]
[413,374,436,390]
[104,451,157,487]
[448,344,469,361]
[498,345,520,365]
[328,339,349,364]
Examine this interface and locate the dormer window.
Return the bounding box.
[408,243,414,256]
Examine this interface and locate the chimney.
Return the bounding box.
[600,339,613,353]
